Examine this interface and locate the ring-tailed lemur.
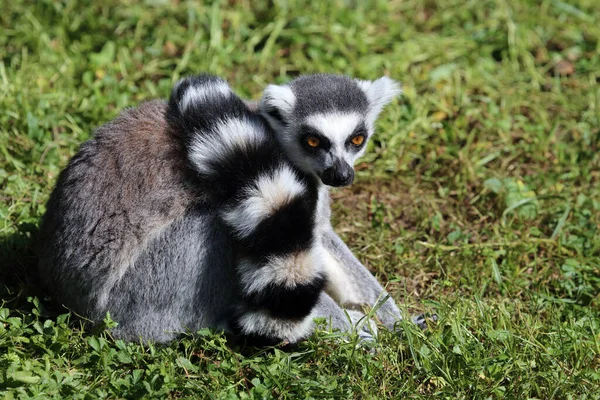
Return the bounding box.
[37,74,412,345]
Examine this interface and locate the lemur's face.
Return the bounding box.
[260,74,401,187]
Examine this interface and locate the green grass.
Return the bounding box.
[1,0,599,398]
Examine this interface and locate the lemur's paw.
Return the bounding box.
[355,325,375,341]
[345,309,378,344]
[411,313,438,330]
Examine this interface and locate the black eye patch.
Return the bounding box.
[345,123,368,150]
[299,125,331,151]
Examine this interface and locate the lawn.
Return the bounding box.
[1,0,599,398]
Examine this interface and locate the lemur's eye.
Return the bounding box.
[306,136,321,148]
[351,135,365,146]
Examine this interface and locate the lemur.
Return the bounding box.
[37,74,410,345]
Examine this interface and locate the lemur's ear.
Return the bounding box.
[259,84,296,127]
[355,77,402,124]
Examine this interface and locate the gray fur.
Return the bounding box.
[38,100,193,323]
[289,74,369,118]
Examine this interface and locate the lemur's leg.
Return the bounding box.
[321,228,404,331]
[313,291,377,341]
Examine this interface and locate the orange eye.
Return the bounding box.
[306,136,321,148]
[351,135,365,146]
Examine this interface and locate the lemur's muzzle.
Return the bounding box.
[321,159,354,187]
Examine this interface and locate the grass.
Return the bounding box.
[1,0,599,398]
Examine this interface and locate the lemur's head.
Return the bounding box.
[259,74,401,187]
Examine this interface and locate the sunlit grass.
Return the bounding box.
[1,0,599,398]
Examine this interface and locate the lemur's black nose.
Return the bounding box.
[322,160,354,187]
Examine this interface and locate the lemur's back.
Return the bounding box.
[38,100,202,320]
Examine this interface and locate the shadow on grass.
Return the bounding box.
[0,223,64,317]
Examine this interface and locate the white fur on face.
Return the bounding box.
[179,81,232,113]
[305,112,362,145]
[236,308,315,343]
[221,165,306,238]
[305,112,363,165]
[355,77,402,125]
[188,117,267,175]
